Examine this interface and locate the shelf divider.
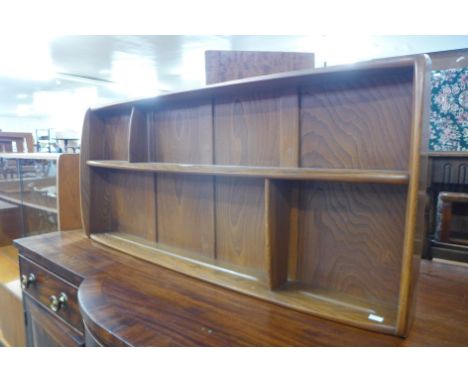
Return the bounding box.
[128,106,149,163]
[265,179,291,289]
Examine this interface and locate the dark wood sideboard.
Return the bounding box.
[13,229,468,346]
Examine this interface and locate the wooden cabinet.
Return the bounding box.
[80,55,431,336]
[19,255,84,347]
[23,295,84,347]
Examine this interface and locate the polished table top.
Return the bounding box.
[14,230,468,346]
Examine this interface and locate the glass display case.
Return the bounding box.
[0,153,81,245]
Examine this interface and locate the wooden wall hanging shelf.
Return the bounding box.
[80,55,431,336]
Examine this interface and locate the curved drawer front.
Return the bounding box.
[19,256,83,334]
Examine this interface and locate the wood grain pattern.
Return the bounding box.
[215,177,266,279]
[207,51,303,167]
[88,168,111,234]
[84,257,467,346]
[148,102,216,258]
[396,55,432,335]
[23,294,83,347]
[57,154,81,230]
[205,50,315,84]
[80,109,105,235]
[15,230,468,345]
[92,57,422,115]
[107,170,156,241]
[86,160,410,183]
[148,101,213,164]
[156,174,214,257]
[103,113,130,161]
[89,232,395,333]
[215,91,296,166]
[78,56,430,335]
[19,255,83,333]
[297,182,407,311]
[301,70,413,170]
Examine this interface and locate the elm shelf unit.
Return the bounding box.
[80,55,431,336]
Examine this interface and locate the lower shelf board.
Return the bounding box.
[91,232,398,334]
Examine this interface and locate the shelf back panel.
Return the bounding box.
[156,173,215,258]
[300,70,413,170]
[215,177,266,279]
[296,181,407,308]
[102,113,130,161]
[214,90,298,167]
[148,100,213,164]
[107,170,156,241]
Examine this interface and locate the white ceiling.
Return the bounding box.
[0,35,467,136]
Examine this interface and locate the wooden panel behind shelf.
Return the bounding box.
[214,91,298,167]
[103,113,130,161]
[156,174,215,258]
[108,171,156,242]
[215,177,266,279]
[301,71,413,170]
[148,101,213,164]
[297,182,407,308]
[57,155,81,230]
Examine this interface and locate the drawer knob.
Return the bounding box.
[21,273,36,289]
[49,292,68,312]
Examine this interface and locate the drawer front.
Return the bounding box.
[19,256,84,333]
[24,294,84,347]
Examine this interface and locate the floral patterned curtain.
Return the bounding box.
[429,67,468,151]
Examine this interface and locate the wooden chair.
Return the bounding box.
[435,191,468,245]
